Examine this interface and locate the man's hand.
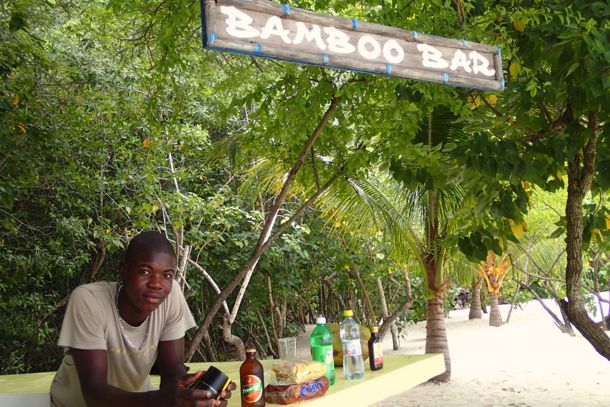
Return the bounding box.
[159,371,235,406]
[157,339,236,406]
[217,380,237,406]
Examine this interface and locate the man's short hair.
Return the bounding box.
[125,231,176,264]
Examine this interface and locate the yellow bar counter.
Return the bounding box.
[0,354,444,406]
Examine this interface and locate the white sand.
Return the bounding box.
[378,300,610,407]
[297,298,610,406]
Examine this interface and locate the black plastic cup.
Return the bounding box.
[188,365,231,400]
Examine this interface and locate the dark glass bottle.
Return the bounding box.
[240,348,265,406]
[368,327,383,371]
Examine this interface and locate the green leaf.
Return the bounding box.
[549,226,565,239]
[565,62,580,77]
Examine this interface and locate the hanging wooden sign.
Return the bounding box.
[200,0,504,91]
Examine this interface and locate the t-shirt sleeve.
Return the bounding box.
[58,286,107,350]
[160,282,197,342]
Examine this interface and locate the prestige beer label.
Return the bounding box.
[241,375,263,403]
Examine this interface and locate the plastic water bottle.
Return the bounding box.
[339,310,365,380]
[309,316,336,386]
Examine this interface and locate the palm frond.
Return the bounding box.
[511,238,566,277]
[314,173,421,264]
[444,251,478,287]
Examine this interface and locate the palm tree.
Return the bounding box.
[478,252,510,327]
[390,108,475,382]
[317,107,474,382]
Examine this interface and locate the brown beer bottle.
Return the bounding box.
[368,327,384,371]
[240,348,265,406]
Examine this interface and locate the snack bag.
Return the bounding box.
[265,376,330,405]
[270,360,327,384]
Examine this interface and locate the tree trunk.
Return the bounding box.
[422,184,451,382]
[350,265,376,326]
[469,278,483,320]
[201,330,216,362]
[425,297,451,382]
[376,277,399,350]
[561,118,610,360]
[505,282,520,324]
[556,300,576,336]
[521,284,574,335]
[606,277,610,330]
[378,270,413,343]
[488,293,503,327]
[340,236,376,325]
[222,315,245,361]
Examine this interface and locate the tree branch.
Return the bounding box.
[185,95,341,361]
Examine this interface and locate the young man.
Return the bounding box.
[50,231,234,406]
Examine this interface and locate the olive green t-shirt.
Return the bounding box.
[50,281,196,406]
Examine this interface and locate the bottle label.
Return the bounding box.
[343,339,362,357]
[312,345,334,367]
[241,375,263,403]
[373,342,383,365]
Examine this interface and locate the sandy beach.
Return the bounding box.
[379,299,610,407]
[299,298,610,407]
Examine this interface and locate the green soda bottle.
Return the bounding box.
[309,316,336,386]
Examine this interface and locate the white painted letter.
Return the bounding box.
[260,16,292,44]
[323,27,355,54]
[469,51,495,76]
[383,39,404,64]
[417,43,449,69]
[357,35,381,60]
[292,22,326,50]
[220,6,260,39]
[449,50,472,73]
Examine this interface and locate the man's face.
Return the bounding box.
[119,250,176,323]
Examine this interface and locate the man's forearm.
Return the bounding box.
[159,368,188,391]
[82,383,161,407]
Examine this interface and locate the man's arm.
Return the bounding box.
[71,346,214,407]
[70,348,157,407]
[157,338,191,389]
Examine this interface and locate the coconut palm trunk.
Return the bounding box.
[488,293,503,327]
[425,296,451,382]
[421,188,452,382]
[479,253,509,327]
[469,277,483,319]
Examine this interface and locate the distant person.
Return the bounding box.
[50,231,234,406]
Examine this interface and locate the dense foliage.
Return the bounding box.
[0,0,421,373]
[1,0,608,374]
